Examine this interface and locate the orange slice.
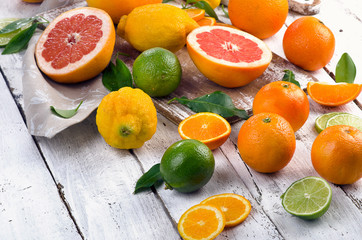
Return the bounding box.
[214,22,240,30]
[178,204,226,240]
[200,193,252,227]
[307,82,362,106]
[184,8,206,22]
[197,17,216,26]
[35,7,116,83]
[178,112,231,150]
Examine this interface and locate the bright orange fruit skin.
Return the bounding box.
[307,82,362,106]
[311,125,362,185]
[197,17,216,27]
[237,112,296,173]
[228,0,289,39]
[283,16,335,71]
[253,81,310,132]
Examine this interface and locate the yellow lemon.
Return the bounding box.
[117,3,199,53]
[199,0,221,9]
[96,87,157,149]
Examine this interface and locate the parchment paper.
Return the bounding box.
[22,32,108,138]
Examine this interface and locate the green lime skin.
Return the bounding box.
[133,47,182,97]
[160,139,215,193]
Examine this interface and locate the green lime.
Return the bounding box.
[326,113,362,131]
[160,139,214,193]
[133,47,182,97]
[0,18,21,47]
[281,176,332,220]
[315,112,341,133]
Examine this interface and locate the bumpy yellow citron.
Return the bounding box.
[117,3,199,53]
[96,87,157,149]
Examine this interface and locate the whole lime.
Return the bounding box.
[133,47,182,97]
[160,139,215,193]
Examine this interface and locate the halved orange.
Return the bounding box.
[178,204,226,240]
[307,82,362,106]
[178,112,231,150]
[184,8,206,22]
[200,193,252,227]
[197,17,216,26]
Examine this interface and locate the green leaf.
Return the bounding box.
[282,70,301,88]
[0,17,35,34]
[335,53,356,83]
[134,164,163,194]
[194,1,219,20]
[102,58,133,91]
[221,5,229,18]
[162,0,174,3]
[169,91,249,119]
[2,23,37,55]
[50,101,83,119]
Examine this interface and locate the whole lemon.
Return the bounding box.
[96,87,157,149]
[117,4,199,53]
[86,0,162,23]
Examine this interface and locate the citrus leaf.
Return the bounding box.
[102,58,133,91]
[134,164,163,194]
[0,17,35,34]
[194,1,219,20]
[335,53,356,83]
[221,5,229,18]
[169,91,249,119]
[282,70,301,88]
[2,23,37,54]
[50,101,83,119]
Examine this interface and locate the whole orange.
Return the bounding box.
[237,112,296,173]
[253,81,309,132]
[228,0,289,39]
[283,16,335,71]
[86,0,162,23]
[311,125,362,185]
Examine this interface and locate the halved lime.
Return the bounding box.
[0,18,20,47]
[326,113,362,131]
[315,112,341,133]
[281,176,332,220]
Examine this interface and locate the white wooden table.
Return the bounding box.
[0,0,361,239]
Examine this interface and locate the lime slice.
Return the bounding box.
[281,176,332,220]
[326,113,362,131]
[315,112,341,133]
[0,18,21,47]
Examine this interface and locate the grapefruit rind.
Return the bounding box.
[35,7,115,83]
[187,26,272,88]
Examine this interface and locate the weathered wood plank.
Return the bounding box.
[0,74,82,240]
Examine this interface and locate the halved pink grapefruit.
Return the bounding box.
[35,7,115,83]
[186,26,272,88]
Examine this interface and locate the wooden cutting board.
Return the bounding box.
[39,1,319,126]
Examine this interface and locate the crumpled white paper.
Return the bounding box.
[22,32,109,138]
[38,0,75,13]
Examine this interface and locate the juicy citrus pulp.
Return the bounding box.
[35,7,115,83]
[96,87,157,149]
[281,176,332,220]
[184,8,205,22]
[178,112,231,150]
[197,17,216,26]
[326,113,362,131]
[307,82,362,106]
[200,193,251,227]
[178,204,225,240]
[315,112,341,133]
[187,26,272,88]
[160,139,214,193]
[133,47,182,97]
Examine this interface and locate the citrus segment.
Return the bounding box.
[197,17,216,26]
[200,193,251,227]
[281,176,332,220]
[185,8,205,22]
[178,112,231,150]
[307,82,362,106]
[35,7,115,83]
[315,112,341,133]
[187,26,272,88]
[0,18,23,47]
[178,204,225,240]
[326,113,362,131]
